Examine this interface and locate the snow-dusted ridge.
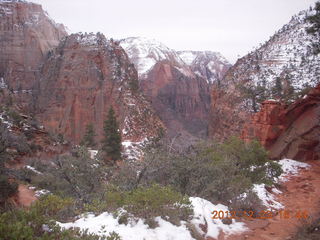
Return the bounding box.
[120,37,186,77]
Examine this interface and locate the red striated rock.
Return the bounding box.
[242,84,320,161]
[142,60,211,139]
[0,0,67,91]
[34,33,164,145]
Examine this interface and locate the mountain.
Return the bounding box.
[178,51,231,84]
[0,0,67,92]
[119,37,191,78]
[34,33,164,160]
[209,7,320,141]
[120,37,212,140]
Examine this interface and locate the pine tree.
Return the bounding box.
[81,123,96,148]
[306,1,320,54]
[102,107,122,163]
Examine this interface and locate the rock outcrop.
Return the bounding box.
[178,51,231,85]
[0,0,67,91]
[120,37,212,139]
[34,33,164,149]
[242,84,320,161]
[209,6,320,142]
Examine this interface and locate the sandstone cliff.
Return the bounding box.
[34,33,164,155]
[242,84,320,161]
[0,0,67,91]
[209,6,320,142]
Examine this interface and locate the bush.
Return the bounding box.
[84,184,192,227]
[116,137,282,207]
[0,194,121,240]
[29,146,106,203]
[0,176,18,206]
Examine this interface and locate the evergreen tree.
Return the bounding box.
[81,123,96,148]
[102,107,122,163]
[307,1,320,54]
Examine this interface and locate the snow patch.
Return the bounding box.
[277,158,310,182]
[58,197,246,240]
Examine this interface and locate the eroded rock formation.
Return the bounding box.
[242,84,320,161]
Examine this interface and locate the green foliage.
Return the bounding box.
[0,194,121,240]
[30,146,106,203]
[306,1,320,54]
[123,137,282,209]
[81,124,97,148]
[7,109,23,126]
[0,175,18,205]
[102,107,122,163]
[238,84,268,112]
[84,184,192,227]
[0,123,18,208]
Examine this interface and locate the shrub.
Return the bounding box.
[84,184,192,227]
[0,194,121,240]
[119,137,282,206]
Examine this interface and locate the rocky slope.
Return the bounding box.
[242,84,320,161]
[120,37,214,139]
[178,50,231,85]
[209,6,320,142]
[0,0,67,92]
[34,33,164,156]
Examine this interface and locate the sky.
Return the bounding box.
[31,0,318,63]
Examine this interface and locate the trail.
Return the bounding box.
[16,185,37,207]
[224,160,320,240]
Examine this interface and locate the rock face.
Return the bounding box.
[0,0,67,91]
[242,84,320,161]
[120,37,212,139]
[178,51,231,85]
[34,33,164,149]
[209,6,320,142]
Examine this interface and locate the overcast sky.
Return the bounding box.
[31,0,317,63]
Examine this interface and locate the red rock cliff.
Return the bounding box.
[242,85,320,161]
[0,0,67,91]
[34,33,164,145]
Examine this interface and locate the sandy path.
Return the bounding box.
[17,185,37,207]
[223,160,320,240]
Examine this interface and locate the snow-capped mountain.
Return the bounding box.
[178,51,231,84]
[209,5,320,142]
[224,8,320,92]
[120,37,189,78]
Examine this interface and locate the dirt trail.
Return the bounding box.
[224,160,320,240]
[16,185,37,207]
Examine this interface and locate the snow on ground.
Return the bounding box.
[190,197,247,239]
[25,165,42,175]
[253,159,310,210]
[58,197,247,240]
[277,159,310,182]
[88,149,98,159]
[122,138,149,161]
[253,184,284,210]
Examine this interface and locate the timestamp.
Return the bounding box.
[211,210,309,220]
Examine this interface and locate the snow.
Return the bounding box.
[25,165,42,175]
[253,159,310,210]
[0,77,6,89]
[190,197,247,239]
[253,184,284,210]
[120,37,185,77]
[121,138,149,161]
[35,189,51,197]
[178,51,197,65]
[277,158,310,182]
[88,149,98,159]
[58,197,247,240]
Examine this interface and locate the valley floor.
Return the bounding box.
[224,160,320,240]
